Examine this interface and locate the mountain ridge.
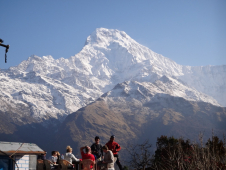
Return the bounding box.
[0,28,225,124]
[53,80,226,156]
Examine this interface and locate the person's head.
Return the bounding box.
[56,151,60,156]
[41,152,46,157]
[85,146,91,154]
[95,136,100,144]
[51,151,57,156]
[66,146,73,153]
[102,145,108,153]
[110,135,115,142]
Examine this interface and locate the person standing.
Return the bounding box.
[97,145,114,170]
[91,136,103,161]
[105,135,123,170]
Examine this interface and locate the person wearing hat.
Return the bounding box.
[105,135,123,170]
[91,136,103,161]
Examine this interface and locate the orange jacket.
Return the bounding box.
[105,141,121,155]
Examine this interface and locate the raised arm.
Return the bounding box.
[80,146,86,153]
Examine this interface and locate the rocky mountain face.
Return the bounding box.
[0,28,225,157]
[0,66,99,125]
[53,80,226,156]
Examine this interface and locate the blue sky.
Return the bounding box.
[0,0,225,69]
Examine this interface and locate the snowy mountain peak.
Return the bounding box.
[8,55,59,75]
[85,28,131,46]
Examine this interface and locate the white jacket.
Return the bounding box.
[64,152,80,164]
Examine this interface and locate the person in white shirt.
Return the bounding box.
[48,151,58,169]
[64,146,80,166]
[49,151,58,164]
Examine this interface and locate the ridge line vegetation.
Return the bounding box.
[126,134,226,170]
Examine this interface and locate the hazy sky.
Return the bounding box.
[0,0,225,69]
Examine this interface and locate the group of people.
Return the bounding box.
[91,135,123,170]
[40,135,123,170]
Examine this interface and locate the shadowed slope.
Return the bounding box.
[53,81,226,156]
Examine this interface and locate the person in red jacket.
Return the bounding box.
[105,135,123,170]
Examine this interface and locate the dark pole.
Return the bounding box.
[0,42,10,63]
[0,43,9,48]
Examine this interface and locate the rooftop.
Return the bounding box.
[0,141,45,155]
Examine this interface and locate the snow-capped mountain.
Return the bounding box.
[0,70,98,123]
[0,28,225,124]
[105,76,219,106]
[53,79,226,156]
